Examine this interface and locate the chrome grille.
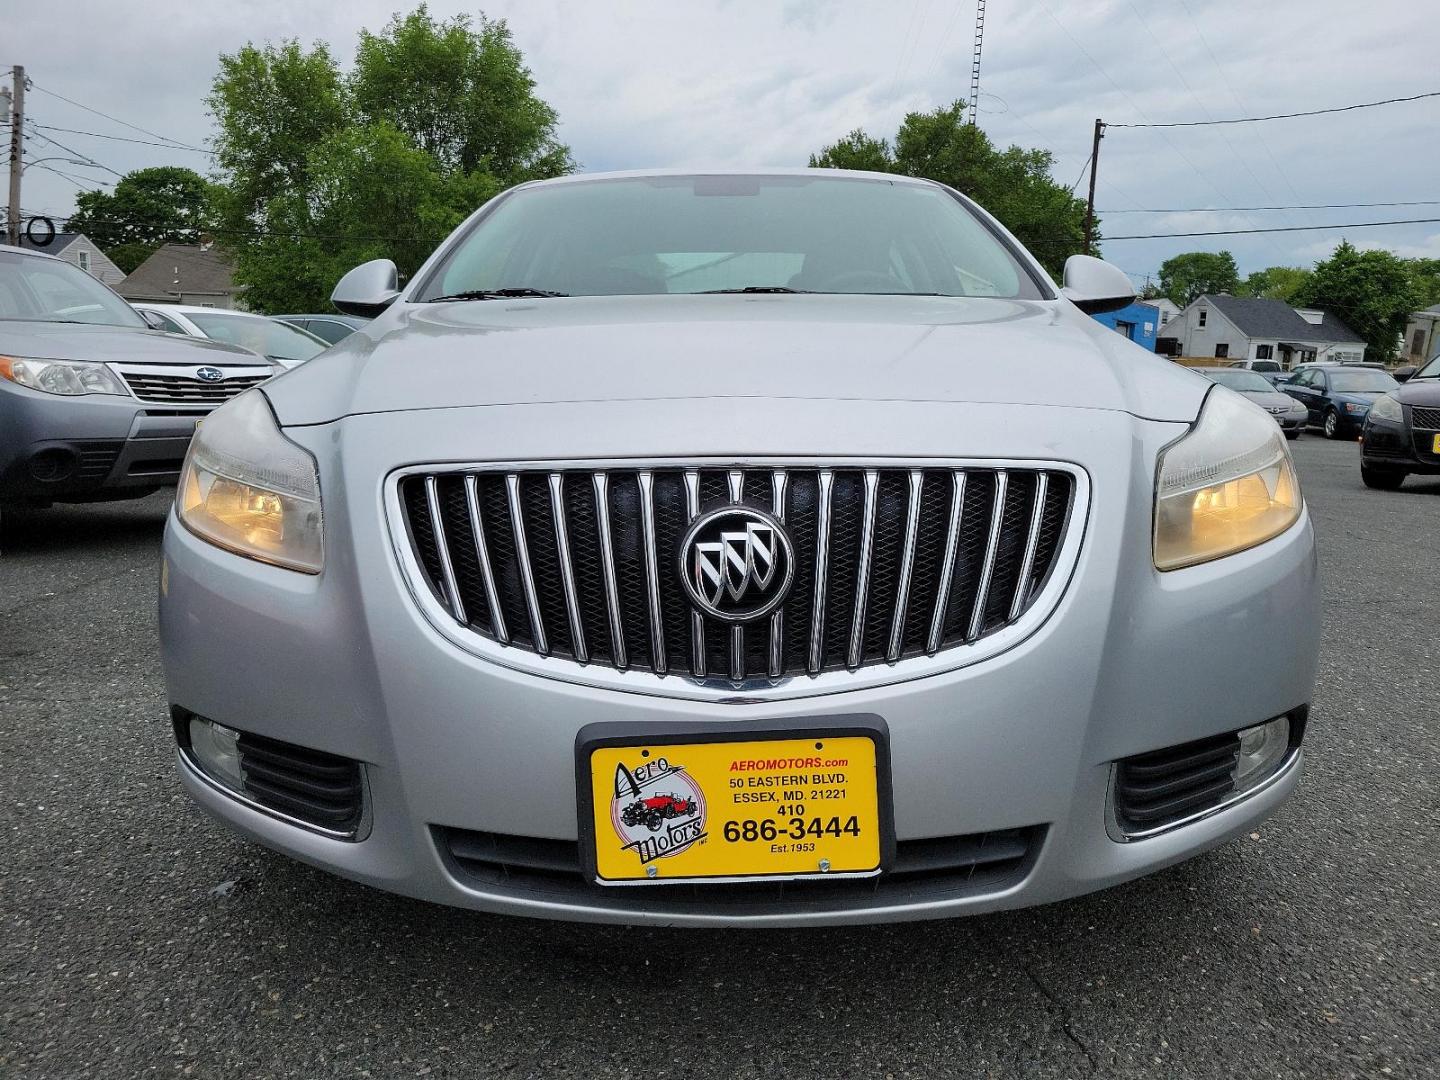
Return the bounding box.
[394,463,1079,687]
[1411,405,1440,430]
[118,368,270,405]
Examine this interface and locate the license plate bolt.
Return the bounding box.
[819,858,831,873]
[646,865,658,879]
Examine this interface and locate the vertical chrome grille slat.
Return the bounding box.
[846,469,880,670]
[768,469,788,678]
[592,473,627,670]
[887,469,925,662]
[548,473,587,664]
[1009,473,1049,621]
[424,476,466,624]
[927,471,967,655]
[966,470,1009,643]
[636,471,667,675]
[808,469,834,674]
[728,471,745,681]
[505,473,548,655]
[463,474,508,644]
[683,469,705,678]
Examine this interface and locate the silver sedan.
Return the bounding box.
[159,170,1318,926]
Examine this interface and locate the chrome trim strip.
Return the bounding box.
[927,471,967,655]
[846,469,880,670]
[593,472,627,670]
[1008,472,1049,622]
[548,473,587,663]
[888,469,924,662]
[506,473,549,656]
[382,457,1090,704]
[684,469,706,678]
[177,747,371,843]
[424,475,466,623]
[636,471,667,676]
[808,469,834,674]
[730,470,745,680]
[768,469,788,678]
[463,474,508,644]
[1105,746,1303,843]
[966,470,1008,643]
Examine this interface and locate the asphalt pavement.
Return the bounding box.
[1,437,1436,1080]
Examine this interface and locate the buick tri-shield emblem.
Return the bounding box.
[678,506,795,622]
[195,366,225,382]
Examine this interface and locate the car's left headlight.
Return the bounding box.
[1343,401,1368,415]
[1154,387,1302,571]
[0,355,129,396]
[1367,393,1402,424]
[177,390,323,573]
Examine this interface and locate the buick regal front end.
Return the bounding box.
[159,170,1319,926]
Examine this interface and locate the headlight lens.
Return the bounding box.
[1368,393,1403,423]
[1343,401,1367,415]
[177,390,323,573]
[1154,387,1302,571]
[0,355,128,396]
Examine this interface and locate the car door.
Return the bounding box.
[1309,370,1333,422]
[1285,369,1317,421]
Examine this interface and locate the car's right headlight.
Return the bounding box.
[1154,387,1302,571]
[176,390,323,573]
[1367,393,1403,424]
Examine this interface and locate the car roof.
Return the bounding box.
[512,167,939,192]
[0,242,62,262]
[135,302,269,318]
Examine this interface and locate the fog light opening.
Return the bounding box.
[1233,715,1290,794]
[188,716,245,794]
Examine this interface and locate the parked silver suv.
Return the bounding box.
[0,245,275,509]
[160,170,1319,926]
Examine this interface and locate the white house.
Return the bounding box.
[1400,303,1440,364]
[17,231,125,287]
[1161,294,1366,368]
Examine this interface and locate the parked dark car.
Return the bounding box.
[1282,364,1398,439]
[271,314,370,345]
[1195,367,1307,438]
[1358,352,1440,488]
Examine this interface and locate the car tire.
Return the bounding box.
[1361,466,1406,490]
[1285,429,1300,440]
[1323,410,1341,439]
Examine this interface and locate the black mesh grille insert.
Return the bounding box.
[397,464,1077,684]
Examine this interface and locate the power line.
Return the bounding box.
[27,128,122,177]
[1100,217,1440,241]
[29,162,115,191]
[1101,200,1440,214]
[1107,90,1440,129]
[27,81,210,153]
[30,122,215,155]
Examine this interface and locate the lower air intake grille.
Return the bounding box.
[436,825,1044,914]
[234,732,364,835]
[1114,731,1242,834]
[394,463,1078,687]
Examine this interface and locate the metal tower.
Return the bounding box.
[968,0,986,125]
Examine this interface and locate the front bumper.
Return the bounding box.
[1361,413,1440,473]
[159,401,1321,926]
[0,382,204,502]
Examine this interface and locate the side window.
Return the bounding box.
[1255,344,1273,360]
[1292,370,1313,388]
[307,320,351,344]
[153,312,187,334]
[1214,343,1229,358]
[1197,309,1207,327]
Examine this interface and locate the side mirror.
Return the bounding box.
[1061,254,1136,315]
[331,259,401,318]
[139,309,169,332]
[1393,365,1416,383]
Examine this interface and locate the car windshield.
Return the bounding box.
[1329,369,1398,392]
[186,311,328,362]
[0,250,146,328]
[1206,369,1274,392]
[418,174,1049,300]
[1415,354,1440,378]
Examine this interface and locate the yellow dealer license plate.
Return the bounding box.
[1433,433,1440,454]
[578,720,890,885]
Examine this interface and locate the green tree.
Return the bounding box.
[64,166,217,270]
[1296,241,1423,362]
[1157,250,1240,307]
[1402,257,1440,308]
[1238,265,1312,303]
[809,102,1089,277]
[207,6,568,311]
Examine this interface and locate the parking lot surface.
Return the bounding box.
[2,437,1436,1079]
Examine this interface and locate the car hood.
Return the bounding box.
[1394,378,1440,406]
[265,294,1209,427]
[1240,389,1303,411]
[0,321,266,366]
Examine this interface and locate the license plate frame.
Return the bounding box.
[575,715,893,886]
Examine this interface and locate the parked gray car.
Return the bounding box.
[1194,366,1308,438]
[0,245,276,509]
[160,170,1319,926]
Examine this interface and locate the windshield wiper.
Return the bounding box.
[699,286,812,294]
[427,288,568,302]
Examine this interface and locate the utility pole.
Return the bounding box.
[6,66,24,247]
[1083,117,1104,257]
[967,0,986,125]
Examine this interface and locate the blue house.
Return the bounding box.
[1090,300,1160,352]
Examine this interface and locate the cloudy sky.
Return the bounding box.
[8,0,1439,285]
